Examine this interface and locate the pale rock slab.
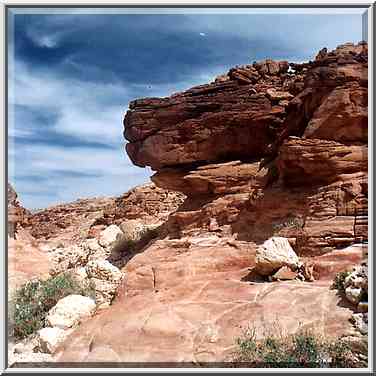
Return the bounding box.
[46,295,96,329]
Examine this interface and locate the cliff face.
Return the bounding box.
[56,42,368,364]
[124,42,368,256]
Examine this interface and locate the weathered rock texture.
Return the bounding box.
[57,238,361,363]
[124,41,368,255]
[24,183,184,243]
[56,42,368,364]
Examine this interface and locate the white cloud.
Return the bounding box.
[10,61,129,145]
[199,32,206,37]
[8,61,155,209]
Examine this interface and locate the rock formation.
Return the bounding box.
[54,42,368,364]
[123,41,368,254]
[8,183,31,238]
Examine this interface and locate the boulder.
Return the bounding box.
[351,313,368,335]
[344,287,363,305]
[86,260,123,283]
[86,260,123,308]
[343,264,368,306]
[98,225,124,248]
[255,237,300,276]
[119,220,147,243]
[46,295,96,329]
[37,327,71,354]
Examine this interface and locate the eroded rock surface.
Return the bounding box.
[56,239,356,363]
[15,42,369,365]
[124,42,368,256]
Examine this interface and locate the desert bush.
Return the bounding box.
[332,271,351,292]
[272,216,304,233]
[11,272,95,339]
[233,326,364,368]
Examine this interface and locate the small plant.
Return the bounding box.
[233,326,366,368]
[332,271,351,292]
[272,215,304,233]
[11,272,95,340]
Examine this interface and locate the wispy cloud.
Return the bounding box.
[8,10,364,209]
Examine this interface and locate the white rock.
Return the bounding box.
[73,267,88,282]
[85,238,103,252]
[46,295,96,329]
[351,313,368,335]
[86,260,123,283]
[255,237,300,276]
[98,225,123,248]
[345,287,363,305]
[119,220,147,243]
[86,260,123,308]
[37,327,71,354]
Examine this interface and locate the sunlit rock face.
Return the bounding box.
[55,42,368,364]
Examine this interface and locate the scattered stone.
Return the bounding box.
[343,264,368,305]
[255,237,300,276]
[46,295,96,329]
[85,238,103,253]
[345,287,363,305]
[209,218,220,232]
[271,266,297,281]
[351,313,368,335]
[86,260,123,283]
[72,267,89,282]
[37,327,71,354]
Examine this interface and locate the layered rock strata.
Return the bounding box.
[124,41,368,256]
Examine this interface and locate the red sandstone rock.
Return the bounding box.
[277,137,367,186]
[152,161,269,196]
[31,43,370,364]
[56,238,357,363]
[25,183,184,243]
[8,237,51,296]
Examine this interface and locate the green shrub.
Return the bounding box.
[11,272,95,340]
[272,216,304,233]
[332,271,351,292]
[233,326,365,368]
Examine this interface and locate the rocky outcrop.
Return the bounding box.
[25,182,184,243]
[56,238,358,363]
[124,42,368,256]
[8,184,31,238]
[31,42,370,365]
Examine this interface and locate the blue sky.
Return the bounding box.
[8,8,366,210]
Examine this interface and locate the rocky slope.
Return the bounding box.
[8,183,185,366]
[54,42,368,365]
